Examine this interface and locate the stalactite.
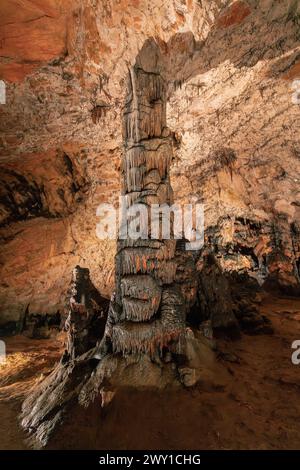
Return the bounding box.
[118,239,163,250]
[123,298,160,322]
[111,286,185,356]
[121,275,162,321]
[111,322,183,356]
[126,166,145,192]
[91,105,110,124]
[125,111,140,142]
[145,149,171,178]
[119,249,158,275]
[124,147,146,172]
[118,242,176,277]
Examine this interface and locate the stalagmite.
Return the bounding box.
[20,266,109,446]
[20,38,189,447]
[99,38,186,358]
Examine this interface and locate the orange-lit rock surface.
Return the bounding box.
[0,0,300,327]
[216,1,251,29]
[0,0,73,82]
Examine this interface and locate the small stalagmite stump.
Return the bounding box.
[20,266,109,447]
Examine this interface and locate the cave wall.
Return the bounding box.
[167,5,300,294]
[0,0,300,327]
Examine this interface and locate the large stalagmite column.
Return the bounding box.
[20,40,188,447]
[101,39,186,357]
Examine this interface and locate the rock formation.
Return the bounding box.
[1,0,300,331]
[101,39,186,358]
[20,41,197,445]
[21,265,109,447]
[0,0,299,447]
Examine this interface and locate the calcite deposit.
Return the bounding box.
[20,265,109,446]
[1,1,299,333]
[0,0,299,450]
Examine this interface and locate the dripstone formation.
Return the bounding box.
[20,40,191,446]
[63,265,109,360]
[20,34,279,446]
[20,266,109,446]
[96,39,186,359]
[1,1,300,333]
[19,32,281,446]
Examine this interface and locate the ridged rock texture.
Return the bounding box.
[0,0,300,331]
[20,265,109,447]
[103,39,186,357]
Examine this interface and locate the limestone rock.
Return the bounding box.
[0,0,299,360]
[20,265,109,446]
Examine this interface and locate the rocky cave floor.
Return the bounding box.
[0,294,300,450]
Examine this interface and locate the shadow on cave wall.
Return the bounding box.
[159,2,300,94]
